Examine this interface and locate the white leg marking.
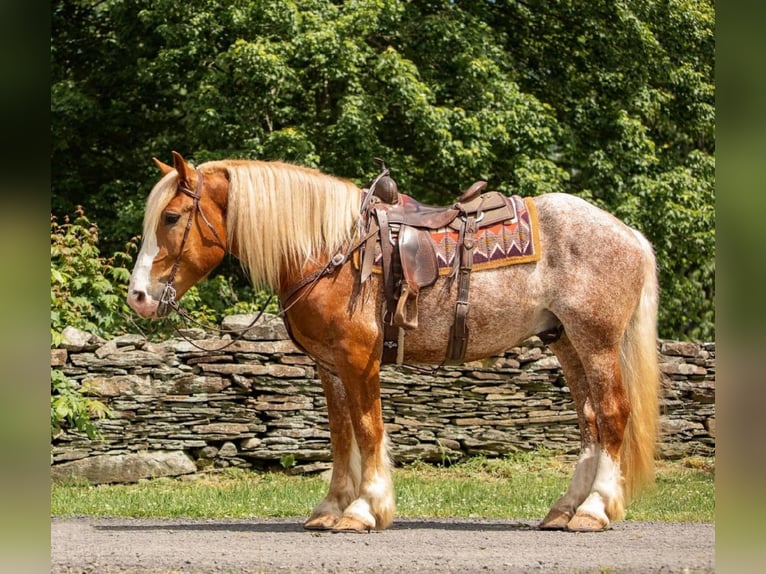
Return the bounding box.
[343,498,376,528]
[316,429,360,512]
[576,449,623,524]
[343,467,393,529]
[364,469,392,500]
[348,433,361,496]
[559,444,601,509]
[342,433,395,529]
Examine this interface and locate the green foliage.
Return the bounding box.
[50,207,136,347]
[488,0,715,339]
[50,206,278,345]
[279,454,296,470]
[51,0,714,340]
[51,370,111,440]
[185,273,280,322]
[50,209,126,439]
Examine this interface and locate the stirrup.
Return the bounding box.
[393,284,419,330]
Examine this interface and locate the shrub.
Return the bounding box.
[50,207,135,346]
[51,369,111,440]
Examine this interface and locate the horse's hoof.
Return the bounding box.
[566,513,609,532]
[331,515,375,533]
[539,509,572,530]
[304,514,339,530]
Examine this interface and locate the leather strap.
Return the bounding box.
[360,217,380,284]
[374,207,404,364]
[447,215,477,363]
[381,322,401,365]
[160,169,219,316]
[375,208,395,307]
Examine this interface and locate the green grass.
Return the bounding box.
[627,457,715,522]
[394,452,574,519]
[51,472,328,519]
[51,452,714,523]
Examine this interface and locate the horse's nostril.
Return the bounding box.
[132,290,146,303]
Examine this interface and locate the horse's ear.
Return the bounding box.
[171,151,191,182]
[152,157,174,175]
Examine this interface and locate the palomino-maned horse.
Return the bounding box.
[128,151,660,533]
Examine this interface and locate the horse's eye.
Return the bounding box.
[164,212,181,225]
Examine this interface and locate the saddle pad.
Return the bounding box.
[360,195,541,275]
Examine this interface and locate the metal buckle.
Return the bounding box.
[160,283,176,304]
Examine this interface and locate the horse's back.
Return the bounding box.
[533,192,646,248]
[532,192,652,278]
[402,192,654,362]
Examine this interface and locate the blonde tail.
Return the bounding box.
[619,230,661,503]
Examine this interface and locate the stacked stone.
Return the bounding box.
[657,341,716,459]
[50,315,715,483]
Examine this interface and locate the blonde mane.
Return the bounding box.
[142,170,180,240]
[208,160,361,290]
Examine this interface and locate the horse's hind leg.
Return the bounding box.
[304,367,360,530]
[540,333,601,530]
[567,343,631,532]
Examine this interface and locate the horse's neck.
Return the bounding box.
[226,160,367,294]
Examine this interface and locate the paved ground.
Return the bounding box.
[51,516,714,573]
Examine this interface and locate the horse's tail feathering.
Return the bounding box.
[619,230,661,503]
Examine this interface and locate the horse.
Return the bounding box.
[128,151,660,533]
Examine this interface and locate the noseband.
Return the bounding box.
[158,169,226,316]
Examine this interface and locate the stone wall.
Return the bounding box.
[51,315,715,483]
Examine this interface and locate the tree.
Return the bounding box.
[484,0,715,339]
[51,0,714,340]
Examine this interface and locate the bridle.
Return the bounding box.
[158,168,225,317]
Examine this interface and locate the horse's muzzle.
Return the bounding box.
[127,288,164,319]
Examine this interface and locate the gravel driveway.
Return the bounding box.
[51,516,714,573]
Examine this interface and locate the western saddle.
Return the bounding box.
[359,164,518,365]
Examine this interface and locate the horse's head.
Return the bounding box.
[128,151,229,318]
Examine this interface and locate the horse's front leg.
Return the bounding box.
[304,367,359,530]
[331,356,395,532]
